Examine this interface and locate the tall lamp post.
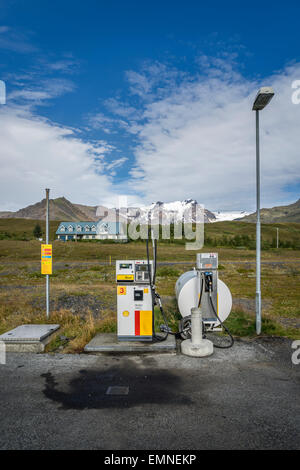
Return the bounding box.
[45,188,50,319]
[252,87,274,334]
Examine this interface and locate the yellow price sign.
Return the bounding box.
[41,244,52,275]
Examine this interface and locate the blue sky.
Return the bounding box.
[0,0,300,211]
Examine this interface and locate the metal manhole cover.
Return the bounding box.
[106,386,129,395]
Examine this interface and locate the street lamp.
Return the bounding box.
[252,87,274,334]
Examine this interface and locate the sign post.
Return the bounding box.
[42,188,51,318]
[41,244,52,275]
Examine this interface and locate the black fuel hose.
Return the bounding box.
[146,238,168,342]
[198,272,234,349]
[198,275,203,308]
[208,290,234,349]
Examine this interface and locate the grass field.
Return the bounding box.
[1,217,300,248]
[0,218,299,352]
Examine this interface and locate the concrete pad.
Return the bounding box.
[181,338,214,357]
[0,324,60,353]
[84,333,177,354]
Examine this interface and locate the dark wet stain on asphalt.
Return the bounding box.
[41,360,196,410]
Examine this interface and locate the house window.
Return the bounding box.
[68,225,73,232]
[91,225,96,232]
[60,226,65,232]
[85,225,90,232]
[77,225,82,232]
[99,223,109,234]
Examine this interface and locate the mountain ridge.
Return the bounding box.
[236,199,300,223]
[1,197,299,223]
[0,198,217,223]
[0,197,99,222]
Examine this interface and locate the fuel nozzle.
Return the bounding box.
[204,271,213,293]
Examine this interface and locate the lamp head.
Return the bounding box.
[252,87,274,111]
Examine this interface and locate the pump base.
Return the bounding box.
[181,338,213,357]
[84,333,176,354]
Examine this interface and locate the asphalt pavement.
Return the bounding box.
[0,337,299,450]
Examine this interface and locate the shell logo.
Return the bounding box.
[122,310,130,317]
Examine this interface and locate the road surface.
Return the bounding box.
[0,337,299,450]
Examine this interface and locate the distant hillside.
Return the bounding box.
[237,199,300,223]
[0,198,217,223]
[1,217,299,247]
[0,197,99,221]
[4,196,299,224]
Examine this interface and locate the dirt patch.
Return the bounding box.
[32,293,116,317]
[276,317,300,329]
[232,297,272,313]
[0,285,38,290]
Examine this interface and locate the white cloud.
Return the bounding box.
[104,97,138,118]
[2,55,300,213]
[8,78,76,106]
[46,59,80,74]
[125,61,186,100]
[105,157,128,172]
[0,106,128,211]
[0,25,37,53]
[123,60,300,210]
[88,111,130,134]
[88,112,116,133]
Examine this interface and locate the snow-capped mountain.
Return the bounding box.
[97,200,249,224]
[211,210,251,222]
[124,200,216,224]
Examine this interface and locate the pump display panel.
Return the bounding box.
[116,260,152,283]
[119,263,132,269]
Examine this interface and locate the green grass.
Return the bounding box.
[203,221,300,247]
[96,318,117,333]
[156,266,180,277]
[225,310,299,339]
[0,218,59,240]
[0,218,299,248]
[236,267,254,274]
[1,238,300,264]
[0,224,299,351]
